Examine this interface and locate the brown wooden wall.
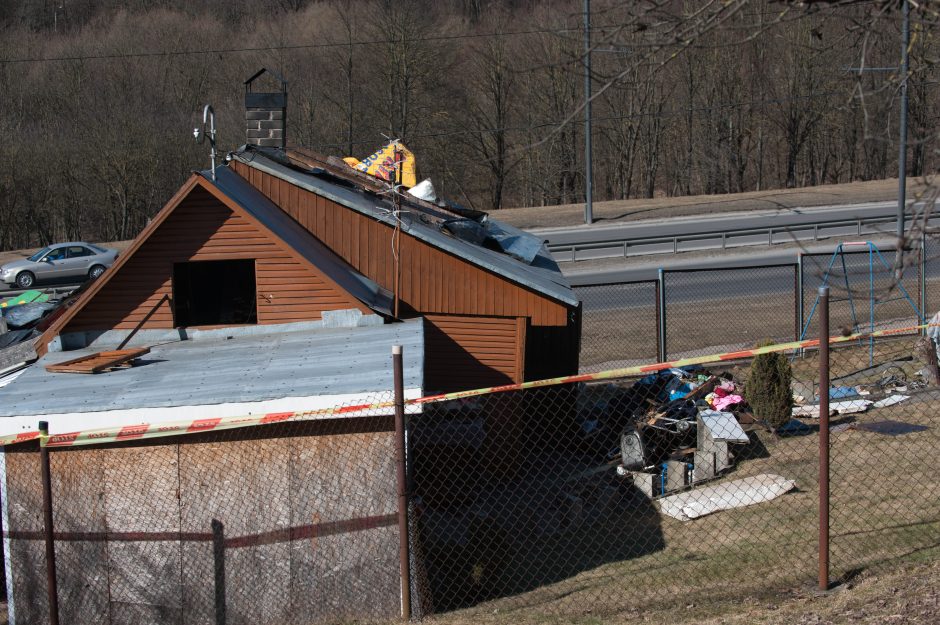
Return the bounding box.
[65,187,368,333]
[231,161,570,327]
[2,419,406,625]
[423,314,525,393]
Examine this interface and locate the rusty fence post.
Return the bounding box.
[392,346,411,620]
[817,287,831,591]
[657,268,667,362]
[39,421,60,625]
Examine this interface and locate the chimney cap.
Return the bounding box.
[244,68,287,93]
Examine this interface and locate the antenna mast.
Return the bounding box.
[193,104,218,181]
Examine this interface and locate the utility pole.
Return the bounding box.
[897,0,910,245]
[584,0,594,225]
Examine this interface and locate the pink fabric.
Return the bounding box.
[713,394,743,411]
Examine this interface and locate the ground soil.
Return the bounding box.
[496,178,931,230]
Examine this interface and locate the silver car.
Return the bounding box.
[0,242,119,289]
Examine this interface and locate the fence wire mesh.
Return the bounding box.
[663,265,798,359]
[2,333,940,625]
[576,281,658,371]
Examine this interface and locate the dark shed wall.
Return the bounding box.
[230,161,570,327]
[2,419,403,625]
[64,186,367,333]
[424,315,525,393]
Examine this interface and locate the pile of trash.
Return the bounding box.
[0,287,79,371]
[609,368,754,497]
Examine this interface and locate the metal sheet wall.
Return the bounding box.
[423,315,525,393]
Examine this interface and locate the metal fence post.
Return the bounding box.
[657,268,667,362]
[817,288,831,591]
[39,421,60,625]
[796,254,804,343]
[392,346,411,620]
[921,231,928,333]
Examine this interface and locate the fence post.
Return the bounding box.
[921,231,928,334]
[657,268,667,362]
[38,421,60,625]
[796,254,804,342]
[211,520,226,625]
[817,287,830,591]
[392,346,411,620]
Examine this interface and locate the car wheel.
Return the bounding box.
[14,271,35,289]
[88,265,106,280]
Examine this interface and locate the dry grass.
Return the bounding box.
[411,337,940,625]
[497,178,928,230]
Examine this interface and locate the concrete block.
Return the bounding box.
[693,451,716,482]
[245,109,272,120]
[258,119,285,130]
[665,460,688,492]
[631,471,657,499]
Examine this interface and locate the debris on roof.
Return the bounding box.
[343,140,417,188]
[231,145,578,306]
[45,347,151,374]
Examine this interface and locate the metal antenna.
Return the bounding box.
[193,104,218,181]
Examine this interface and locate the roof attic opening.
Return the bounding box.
[173,259,257,327]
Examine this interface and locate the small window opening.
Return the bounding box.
[173,259,257,327]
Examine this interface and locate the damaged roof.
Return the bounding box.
[230,146,579,307]
[0,320,424,438]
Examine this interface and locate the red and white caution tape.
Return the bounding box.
[1,321,929,449]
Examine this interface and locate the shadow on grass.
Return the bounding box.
[411,416,665,614]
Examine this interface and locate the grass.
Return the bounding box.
[407,335,940,625]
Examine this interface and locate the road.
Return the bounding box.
[535,201,938,262]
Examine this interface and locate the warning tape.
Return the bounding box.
[0,321,931,450]
[39,400,399,448]
[0,431,40,447]
[411,321,935,405]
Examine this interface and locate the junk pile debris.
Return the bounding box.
[610,367,761,500]
[0,286,79,374]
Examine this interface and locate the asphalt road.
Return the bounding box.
[536,200,938,262]
[574,239,929,315]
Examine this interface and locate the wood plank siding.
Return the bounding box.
[423,315,525,392]
[65,186,368,333]
[230,161,569,327]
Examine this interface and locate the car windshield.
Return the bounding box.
[27,246,52,262]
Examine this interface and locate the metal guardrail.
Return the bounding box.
[549,213,938,262]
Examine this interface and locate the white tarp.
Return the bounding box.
[872,394,910,409]
[658,474,797,521]
[792,399,872,418]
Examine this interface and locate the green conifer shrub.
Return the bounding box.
[744,340,793,429]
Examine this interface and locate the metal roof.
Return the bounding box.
[204,167,394,316]
[230,149,579,307]
[0,320,423,436]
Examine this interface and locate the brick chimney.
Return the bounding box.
[244,68,287,148]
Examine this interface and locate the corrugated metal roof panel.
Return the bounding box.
[0,320,423,420]
[230,149,578,307]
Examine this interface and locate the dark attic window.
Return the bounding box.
[173,259,258,327]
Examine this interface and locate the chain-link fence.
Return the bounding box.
[3,314,940,624]
[577,241,939,374]
[577,281,658,372]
